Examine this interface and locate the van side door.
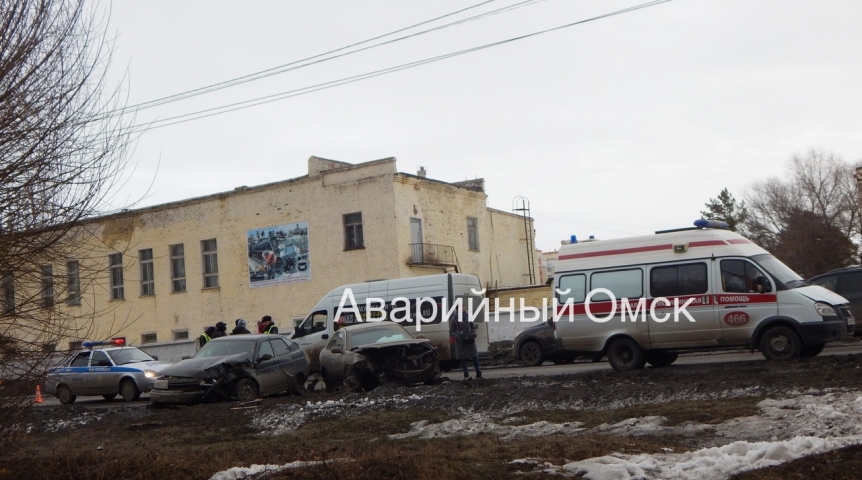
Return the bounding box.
[292,310,330,372]
[647,262,717,348]
[716,258,779,344]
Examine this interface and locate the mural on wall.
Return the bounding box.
[248,221,310,287]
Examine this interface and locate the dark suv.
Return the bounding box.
[809,267,862,335]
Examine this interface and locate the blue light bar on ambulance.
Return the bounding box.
[694,219,729,230]
[82,338,125,348]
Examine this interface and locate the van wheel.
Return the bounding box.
[760,327,801,360]
[607,338,646,371]
[801,343,825,358]
[519,341,544,367]
[646,351,678,368]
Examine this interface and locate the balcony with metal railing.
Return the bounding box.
[408,243,459,271]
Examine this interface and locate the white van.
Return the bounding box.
[288,273,489,372]
[552,220,855,371]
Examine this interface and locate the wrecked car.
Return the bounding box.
[150,335,309,404]
[319,322,439,392]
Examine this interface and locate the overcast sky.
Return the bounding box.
[102,0,862,251]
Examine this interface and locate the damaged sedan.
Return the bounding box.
[150,335,309,404]
[319,322,439,392]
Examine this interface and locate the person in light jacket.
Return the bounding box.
[449,308,482,380]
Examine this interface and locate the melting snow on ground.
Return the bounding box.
[389,409,584,441]
[510,391,862,479]
[250,394,427,435]
[209,459,351,480]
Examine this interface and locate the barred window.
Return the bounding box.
[2,272,14,315]
[202,239,219,288]
[139,249,154,296]
[170,244,186,293]
[141,333,157,344]
[67,261,81,306]
[40,265,54,308]
[109,253,124,300]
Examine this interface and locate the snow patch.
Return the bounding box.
[209,459,351,480]
[563,436,860,480]
[389,411,583,440]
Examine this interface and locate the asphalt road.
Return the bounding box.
[478,343,862,379]
[33,343,862,408]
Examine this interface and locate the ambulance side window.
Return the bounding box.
[720,260,767,293]
[590,269,643,302]
[650,263,708,297]
[557,274,586,303]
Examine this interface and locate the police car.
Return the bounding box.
[45,339,172,404]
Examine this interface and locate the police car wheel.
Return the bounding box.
[519,341,544,367]
[56,385,76,405]
[760,327,801,360]
[234,378,259,401]
[607,338,646,371]
[102,394,117,401]
[120,379,141,401]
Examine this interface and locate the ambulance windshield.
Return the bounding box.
[752,254,807,288]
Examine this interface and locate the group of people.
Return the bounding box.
[197,315,279,349]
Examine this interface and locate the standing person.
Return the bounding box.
[212,322,228,339]
[231,318,251,335]
[259,315,278,334]
[198,326,217,350]
[449,308,481,380]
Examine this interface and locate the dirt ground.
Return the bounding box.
[5,353,862,479]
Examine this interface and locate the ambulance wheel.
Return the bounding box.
[56,385,76,405]
[102,394,117,401]
[607,338,646,371]
[760,327,801,360]
[120,379,141,401]
[519,341,544,367]
[801,343,825,358]
[646,351,679,368]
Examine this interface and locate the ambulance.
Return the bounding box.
[552,219,855,371]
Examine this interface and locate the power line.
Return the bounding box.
[115,0,672,136]
[106,0,542,116]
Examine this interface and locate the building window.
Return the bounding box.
[170,244,186,293]
[201,239,219,288]
[173,330,189,341]
[141,332,157,344]
[67,260,81,306]
[42,343,56,353]
[344,212,364,250]
[467,217,479,251]
[1,272,14,315]
[139,248,155,296]
[40,265,54,308]
[109,253,124,300]
[68,340,82,351]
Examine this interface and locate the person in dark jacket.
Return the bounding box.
[231,318,251,335]
[449,308,481,380]
[212,322,228,339]
[198,326,217,350]
[260,315,278,334]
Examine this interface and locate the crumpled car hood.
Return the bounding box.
[350,339,432,354]
[157,352,251,379]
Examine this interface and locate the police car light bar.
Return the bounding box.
[82,338,126,348]
[694,219,729,230]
